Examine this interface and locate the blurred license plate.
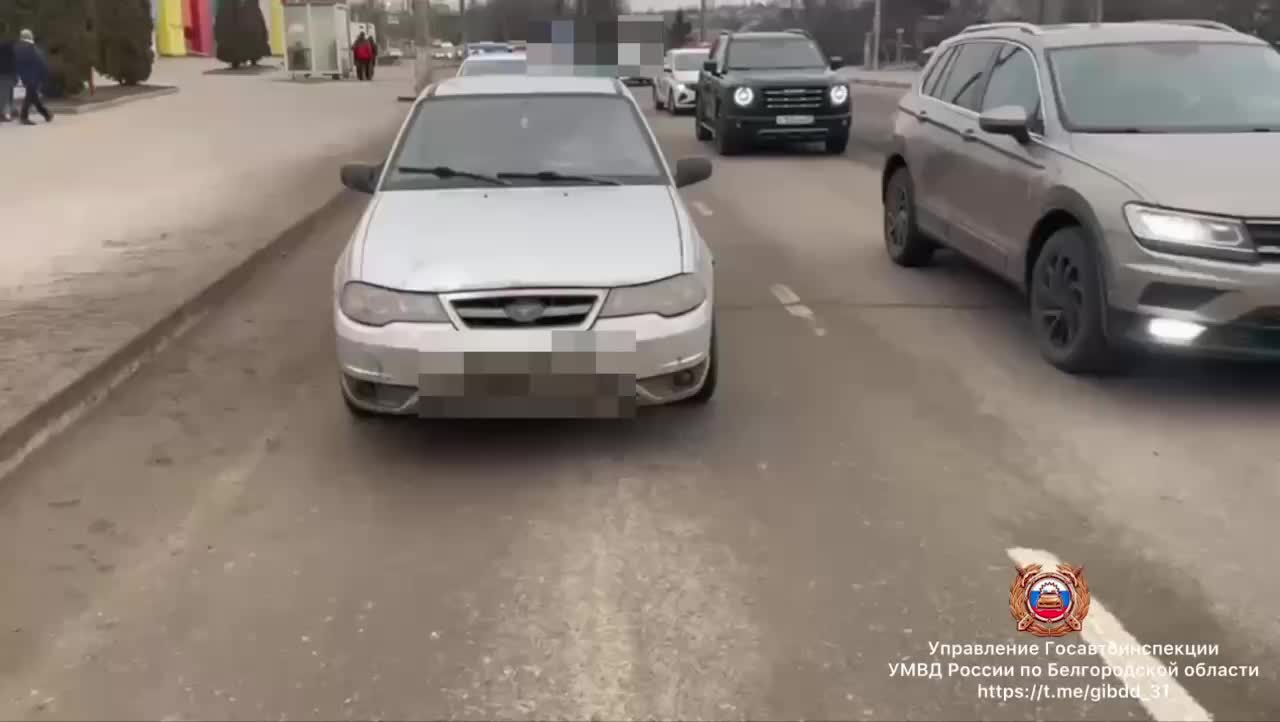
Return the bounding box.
[776,115,814,125]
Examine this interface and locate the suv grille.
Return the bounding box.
[762,86,825,111]
[449,293,599,329]
[1247,222,1280,261]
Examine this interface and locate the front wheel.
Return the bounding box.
[1029,227,1127,375]
[667,90,677,114]
[654,85,665,109]
[883,167,935,267]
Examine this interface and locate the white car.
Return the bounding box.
[457,52,527,76]
[654,47,710,113]
[334,75,718,419]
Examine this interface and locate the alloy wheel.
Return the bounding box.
[885,184,911,253]
[1035,251,1085,349]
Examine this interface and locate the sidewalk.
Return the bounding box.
[0,57,413,472]
[839,65,919,89]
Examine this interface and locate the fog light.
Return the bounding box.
[673,369,696,388]
[1147,318,1205,344]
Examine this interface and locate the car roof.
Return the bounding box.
[952,21,1270,49]
[461,52,527,63]
[668,47,709,54]
[724,31,816,41]
[429,74,624,98]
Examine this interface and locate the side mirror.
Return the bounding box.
[340,163,380,194]
[673,157,713,188]
[829,55,844,70]
[979,105,1032,143]
[702,60,717,73]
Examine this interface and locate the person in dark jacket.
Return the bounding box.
[0,37,16,122]
[367,35,378,80]
[15,29,52,125]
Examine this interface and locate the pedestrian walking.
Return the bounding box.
[14,29,52,125]
[0,36,16,122]
[353,33,374,81]
[367,35,379,80]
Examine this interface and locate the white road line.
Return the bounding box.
[1006,548,1213,722]
[770,284,827,336]
[691,200,714,217]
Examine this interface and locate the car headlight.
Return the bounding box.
[339,282,450,326]
[733,86,754,106]
[829,83,849,105]
[599,274,708,318]
[1123,204,1253,261]
[675,82,688,93]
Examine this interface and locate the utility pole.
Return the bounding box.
[412,0,434,94]
[699,0,706,43]
[459,0,467,45]
[871,0,882,69]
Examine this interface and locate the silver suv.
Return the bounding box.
[882,20,1280,373]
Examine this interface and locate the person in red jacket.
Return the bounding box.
[353,33,374,81]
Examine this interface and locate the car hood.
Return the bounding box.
[1068,133,1280,217]
[358,186,684,292]
[724,68,837,87]
[672,70,700,85]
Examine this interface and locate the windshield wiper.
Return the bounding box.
[396,165,509,186]
[497,171,622,186]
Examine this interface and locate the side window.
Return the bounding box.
[921,46,957,98]
[936,42,997,111]
[981,43,1042,123]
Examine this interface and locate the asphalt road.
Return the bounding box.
[2,85,1279,721]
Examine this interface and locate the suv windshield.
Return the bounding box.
[1049,42,1280,132]
[673,51,709,71]
[382,95,666,189]
[460,58,527,75]
[727,37,826,69]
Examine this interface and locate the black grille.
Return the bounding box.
[1246,222,1280,261]
[450,294,597,329]
[762,86,825,111]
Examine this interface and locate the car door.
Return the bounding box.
[902,44,960,240]
[962,42,1052,281]
[926,41,1004,273]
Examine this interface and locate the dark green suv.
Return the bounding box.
[694,31,852,155]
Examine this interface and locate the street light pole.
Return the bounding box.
[411,0,433,94]
[871,0,882,70]
[700,0,706,43]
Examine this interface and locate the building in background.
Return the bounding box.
[150,0,288,57]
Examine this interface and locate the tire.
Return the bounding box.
[685,325,718,405]
[883,167,936,267]
[695,103,712,140]
[715,118,742,156]
[654,85,664,110]
[1029,227,1127,375]
[826,132,849,155]
[667,90,677,114]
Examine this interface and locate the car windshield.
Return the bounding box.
[460,58,527,76]
[673,51,709,71]
[1049,42,1280,132]
[382,94,666,189]
[727,38,825,69]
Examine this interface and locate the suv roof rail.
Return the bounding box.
[1146,18,1239,32]
[959,21,1040,36]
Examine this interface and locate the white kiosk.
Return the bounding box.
[282,0,355,80]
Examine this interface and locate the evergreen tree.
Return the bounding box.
[36,0,95,96]
[215,0,268,68]
[96,0,155,85]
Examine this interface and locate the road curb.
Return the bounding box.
[0,182,365,482]
[847,77,914,89]
[46,86,180,115]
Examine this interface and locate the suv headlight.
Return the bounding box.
[733,86,754,106]
[599,274,708,318]
[339,282,450,326]
[1123,204,1254,261]
[829,84,849,105]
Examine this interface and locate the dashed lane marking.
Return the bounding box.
[1006,547,1213,722]
[769,284,827,337]
[691,200,714,217]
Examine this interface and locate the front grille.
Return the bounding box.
[762,86,825,111]
[449,294,598,329]
[1246,222,1280,261]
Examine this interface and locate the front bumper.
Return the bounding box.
[335,300,714,416]
[723,112,851,142]
[1107,242,1280,359]
[670,84,697,109]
